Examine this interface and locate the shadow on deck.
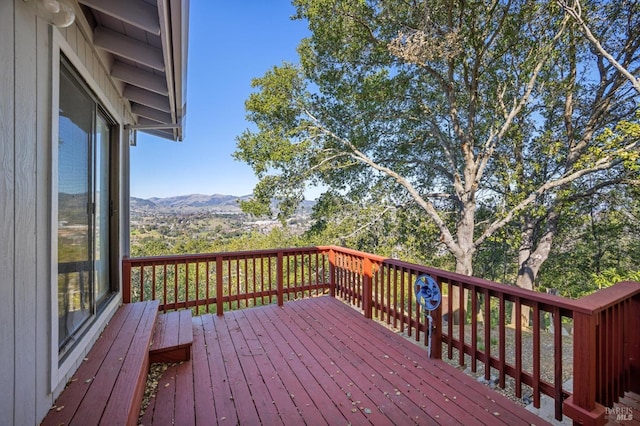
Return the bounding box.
[140,297,549,425]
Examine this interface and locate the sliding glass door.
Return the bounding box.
[57,58,114,354]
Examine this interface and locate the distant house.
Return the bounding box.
[0,0,188,423]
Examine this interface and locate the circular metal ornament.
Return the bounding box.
[414,274,441,311]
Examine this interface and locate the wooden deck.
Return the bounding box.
[607,391,640,425]
[140,296,549,425]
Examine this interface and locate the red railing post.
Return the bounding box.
[563,311,606,426]
[277,251,284,306]
[328,248,336,298]
[122,256,131,303]
[216,256,223,316]
[631,293,640,394]
[431,281,442,360]
[363,257,373,319]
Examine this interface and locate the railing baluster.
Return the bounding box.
[458,281,465,367]
[215,256,223,315]
[483,288,490,381]
[205,261,210,313]
[400,266,405,333]
[499,293,505,388]
[385,265,390,325]
[151,264,156,302]
[393,266,398,329]
[163,263,167,312]
[533,302,541,408]
[195,261,200,313]
[139,265,145,302]
[277,252,283,306]
[553,306,563,421]
[471,286,478,372]
[185,259,189,309]
[515,298,522,399]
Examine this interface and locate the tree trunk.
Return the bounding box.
[512,210,560,327]
[448,246,474,325]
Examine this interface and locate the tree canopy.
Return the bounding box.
[235,0,640,292]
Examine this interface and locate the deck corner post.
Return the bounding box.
[277,251,284,306]
[563,310,606,426]
[562,396,606,426]
[122,257,131,303]
[216,256,224,316]
[363,257,373,319]
[328,248,336,298]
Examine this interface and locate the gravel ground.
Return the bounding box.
[393,322,574,406]
[139,362,170,422]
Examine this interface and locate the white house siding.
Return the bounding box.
[0,1,133,424]
[0,0,18,423]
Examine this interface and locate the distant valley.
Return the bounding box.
[131,193,315,215]
[130,194,316,251]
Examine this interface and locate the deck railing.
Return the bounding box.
[123,245,640,425]
[123,248,330,314]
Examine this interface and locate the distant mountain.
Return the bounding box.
[130,197,158,209]
[148,193,250,209]
[130,193,315,214]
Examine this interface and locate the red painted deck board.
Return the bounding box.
[191,316,217,425]
[241,307,345,424]
[150,309,193,363]
[142,297,552,425]
[607,392,640,425]
[43,301,159,426]
[213,314,263,425]
[242,310,345,424]
[226,312,302,425]
[287,298,464,424]
[296,298,540,425]
[42,303,135,426]
[199,314,240,425]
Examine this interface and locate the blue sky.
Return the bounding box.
[130,1,309,199]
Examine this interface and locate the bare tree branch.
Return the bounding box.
[476,139,639,248]
[558,0,640,94]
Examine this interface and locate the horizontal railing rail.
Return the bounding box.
[123,245,639,424]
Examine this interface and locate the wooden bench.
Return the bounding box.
[149,309,193,363]
[42,300,159,426]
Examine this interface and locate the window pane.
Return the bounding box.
[58,64,94,350]
[95,113,110,304]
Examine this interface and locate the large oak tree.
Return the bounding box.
[235,0,639,307]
